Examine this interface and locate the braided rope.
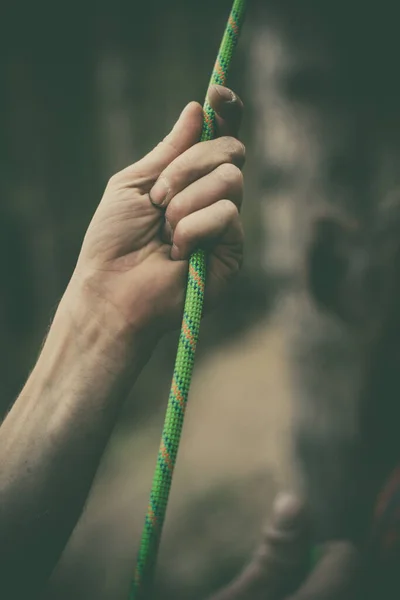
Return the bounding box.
[131,1,247,597]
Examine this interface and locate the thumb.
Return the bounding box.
[128,102,204,181]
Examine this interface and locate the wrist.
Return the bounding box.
[0,270,159,590]
[35,275,158,411]
[69,264,166,348]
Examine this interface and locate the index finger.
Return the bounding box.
[208,85,244,138]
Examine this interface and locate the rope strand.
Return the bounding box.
[131,1,247,597]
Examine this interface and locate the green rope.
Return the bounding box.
[131,1,247,597]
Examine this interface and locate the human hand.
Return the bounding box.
[209,494,361,600]
[72,85,245,348]
[0,86,245,598]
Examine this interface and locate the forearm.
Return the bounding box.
[0,280,152,596]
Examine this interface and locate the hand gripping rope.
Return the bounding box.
[131,1,247,597]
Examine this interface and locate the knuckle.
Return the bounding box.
[216,163,244,188]
[159,138,180,160]
[107,171,121,188]
[163,153,189,192]
[219,198,239,220]
[219,136,246,165]
[107,164,136,189]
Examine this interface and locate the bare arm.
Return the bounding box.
[0,85,244,598]
[0,283,151,595]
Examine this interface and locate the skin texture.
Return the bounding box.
[0,85,245,599]
[0,85,359,600]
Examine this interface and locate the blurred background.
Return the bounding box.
[2,0,400,597]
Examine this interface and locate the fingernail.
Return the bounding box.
[213,84,236,103]
[170,244,181,260]
[150,177,169,206]
[272,493,306,531]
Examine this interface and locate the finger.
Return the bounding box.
[208,493,311,600]
[170,200,241,261]
[207,85,244,138]
[115,102,204,185]
[164,163,243,239]
[288,541,361,600]
[149,136,245,208]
